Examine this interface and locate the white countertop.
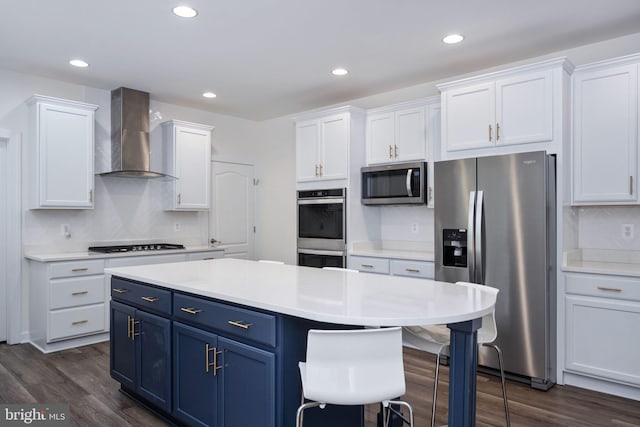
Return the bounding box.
[349,247,435,261]
[105,258,495,327]
[349,240,434,261]
[563,260,640,277]
[562,249,640,278]
[25,246,223,262]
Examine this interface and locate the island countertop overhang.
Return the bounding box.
[105,258,495,327]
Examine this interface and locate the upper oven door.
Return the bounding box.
[297,195,345,251]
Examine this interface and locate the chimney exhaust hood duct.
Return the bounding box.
[100,87,172,178]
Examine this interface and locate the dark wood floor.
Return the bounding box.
[0,341,639,426]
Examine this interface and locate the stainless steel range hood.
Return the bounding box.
[100,87,171,178]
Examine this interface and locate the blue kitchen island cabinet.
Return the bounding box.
[173,322,276,427]
[110,275,362,427]
[107,259,497,427]
[110,300,172,413]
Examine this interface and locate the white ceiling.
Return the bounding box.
[2,0,640,120]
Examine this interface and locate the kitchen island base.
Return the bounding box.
[109,276,363,427]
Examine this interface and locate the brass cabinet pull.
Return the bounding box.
[389,145,393,159]
[141,296,159,303]
[131,319,140,341]
[597,286,622,292]
[180,307,202,315]
[496,122,500,141]
[113,288,128,294]
[71,291,89,296]
[178,193,182,205]
[319,164,323,176]
[630,176,634,195]
[360,264,374,268]
[72,320,88,325]
[202,257,215,260]
[394,144,398,158]
[89,189,93,203]
[488,124,492,142]
[127,315,132,338]
[205,344,223,375]
[71,268,88,272]
[228,320,252,330]
[315,164,319,176]
[405,268,420,273]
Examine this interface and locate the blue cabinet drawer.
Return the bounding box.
[111,277,172,316]
[174,293,276,347]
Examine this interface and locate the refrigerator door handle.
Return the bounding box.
[406,169,413,197]
[475,190,484,284]
[468,191,476,283]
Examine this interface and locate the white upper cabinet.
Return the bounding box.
[572,59,638,205]
[367,103,429,164]
[27,95,98,209]
[319,113,349,180]
[295,107,363,185]
[438,58,569,157]
[442,82,495,151]
[365,97,440,206]
[162,120,213,210]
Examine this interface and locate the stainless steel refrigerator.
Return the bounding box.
[434,150,556,390]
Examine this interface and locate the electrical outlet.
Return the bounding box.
[174,223,181,232]
[61,224,71,238]
[622,224,634,240]
[411,223,419,234]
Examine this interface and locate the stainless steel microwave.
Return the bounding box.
[361,161,427,205]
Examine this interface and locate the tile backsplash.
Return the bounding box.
[23,176,208,253]
[577,206,640,251]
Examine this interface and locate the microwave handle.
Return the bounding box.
[406,169,413,197]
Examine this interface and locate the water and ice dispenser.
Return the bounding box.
[442,229,467,267]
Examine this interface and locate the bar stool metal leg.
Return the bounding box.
[484,343,511,427]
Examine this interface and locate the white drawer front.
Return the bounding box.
[50,275,105,309]
[566,273,640,302]
[106,253,186,268]
[48,304,106,341]
[187,251,224,261]
[349,256,389,274]
[390,259,434,279]
[49,259,104,279]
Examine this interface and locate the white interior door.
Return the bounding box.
[0,138,8,341]
[210,161,255,259]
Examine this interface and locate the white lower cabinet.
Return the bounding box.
[29,259,107,352]
[349,255,434,279]
[28,249,224,353]
[564,273,640,387]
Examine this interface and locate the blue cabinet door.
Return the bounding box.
[136,310,172,413]
[110,301,136,390]
[217,337,276,427]
[173,322,218,427]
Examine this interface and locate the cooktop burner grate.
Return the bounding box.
[88,243,185,253]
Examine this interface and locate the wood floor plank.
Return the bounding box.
[1,342,639,426]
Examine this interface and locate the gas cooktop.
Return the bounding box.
[88,243,185,254]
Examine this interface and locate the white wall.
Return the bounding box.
[254,31,640,262]
[0,69,265,337]
[0,69,262,254]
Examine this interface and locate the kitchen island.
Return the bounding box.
[106,258,496,427]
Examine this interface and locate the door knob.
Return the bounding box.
[210,238,220,245]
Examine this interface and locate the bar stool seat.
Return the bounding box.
[296,327,414,427]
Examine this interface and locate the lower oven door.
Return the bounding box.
[297,249,345,268]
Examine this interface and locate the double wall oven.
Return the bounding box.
[297,188,346,268]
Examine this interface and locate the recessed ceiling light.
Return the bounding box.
[202,92,217,99]
[172,5,198,18]
[332,68,348,76]
[69,59,89,68]
[442,34,464,44]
